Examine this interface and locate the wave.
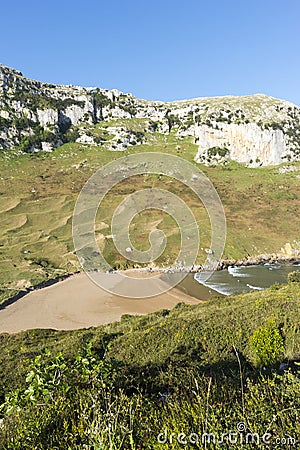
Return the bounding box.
[202,283,232,296]
[204,283,234,295]
[194,274,232,296]
[246,284,264,291]
[228,266,250,277]
[228,266,238,275]
[195,264,300,297]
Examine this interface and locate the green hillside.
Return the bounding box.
[0,280,299,448]
[0,98,299,448]
[0,132,299,306]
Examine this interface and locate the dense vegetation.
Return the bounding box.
[0,280,299,448]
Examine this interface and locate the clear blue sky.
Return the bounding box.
[1,0,300,105]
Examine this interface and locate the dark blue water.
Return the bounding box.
[195,262,300,296]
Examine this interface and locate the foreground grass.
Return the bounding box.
[0,281,299,448]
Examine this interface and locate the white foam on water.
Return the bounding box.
[233,273,250,277]
[228,266,250,277]
[203,284,232,296]
[246,284,264,291]
[194,273,233,296]
[228,266,239,276]
[194,264,300,297]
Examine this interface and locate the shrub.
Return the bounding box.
[30,257,58,269]
[167,113,180,132]
[249,319,284,367]
[207,146,229,158]
[62,127,80,143]
[93,89,112,112]
[149,120,159,132]
[288,271,300,283]
[0,118,12,136]
[18,132,56,153]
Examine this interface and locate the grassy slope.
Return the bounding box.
[0,124,299,304]
[0,281,299,448]
[1,281,299,389]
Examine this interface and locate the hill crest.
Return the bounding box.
[1,64,300,166]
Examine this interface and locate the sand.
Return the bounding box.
[0,271,207,334]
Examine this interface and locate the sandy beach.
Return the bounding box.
[0,271,212,334]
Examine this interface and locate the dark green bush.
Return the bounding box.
[288,271,300,283]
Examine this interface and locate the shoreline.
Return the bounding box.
[217,253,300,270]
[0,272,80,311]
[1,254,299,310]
[0,271,213,334]
[0,254,298,334]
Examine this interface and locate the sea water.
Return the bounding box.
[194,262,300,296]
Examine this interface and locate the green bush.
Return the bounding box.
[92,88,110,106]
[167,113,180,132]
[288,270,300,283]
[207,146,229,158]
[18,124,57,152]
[62,127,80,143]
[149,120,159,132]
[249,319,284,367]
[0,117,11,131]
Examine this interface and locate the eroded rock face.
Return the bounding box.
[37,108,57,127]
[195,122,287,166]
[0,63,299,166]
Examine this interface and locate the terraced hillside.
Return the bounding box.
[0,137,299,305]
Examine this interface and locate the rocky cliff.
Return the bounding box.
[1,64,300,166]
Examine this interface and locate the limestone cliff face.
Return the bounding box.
[194,122,287,166]
[0,64,299,166]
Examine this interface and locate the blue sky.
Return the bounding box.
[1,0,300,105]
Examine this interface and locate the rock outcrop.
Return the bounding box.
[195,122,286,166]
[0,64,299,166]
